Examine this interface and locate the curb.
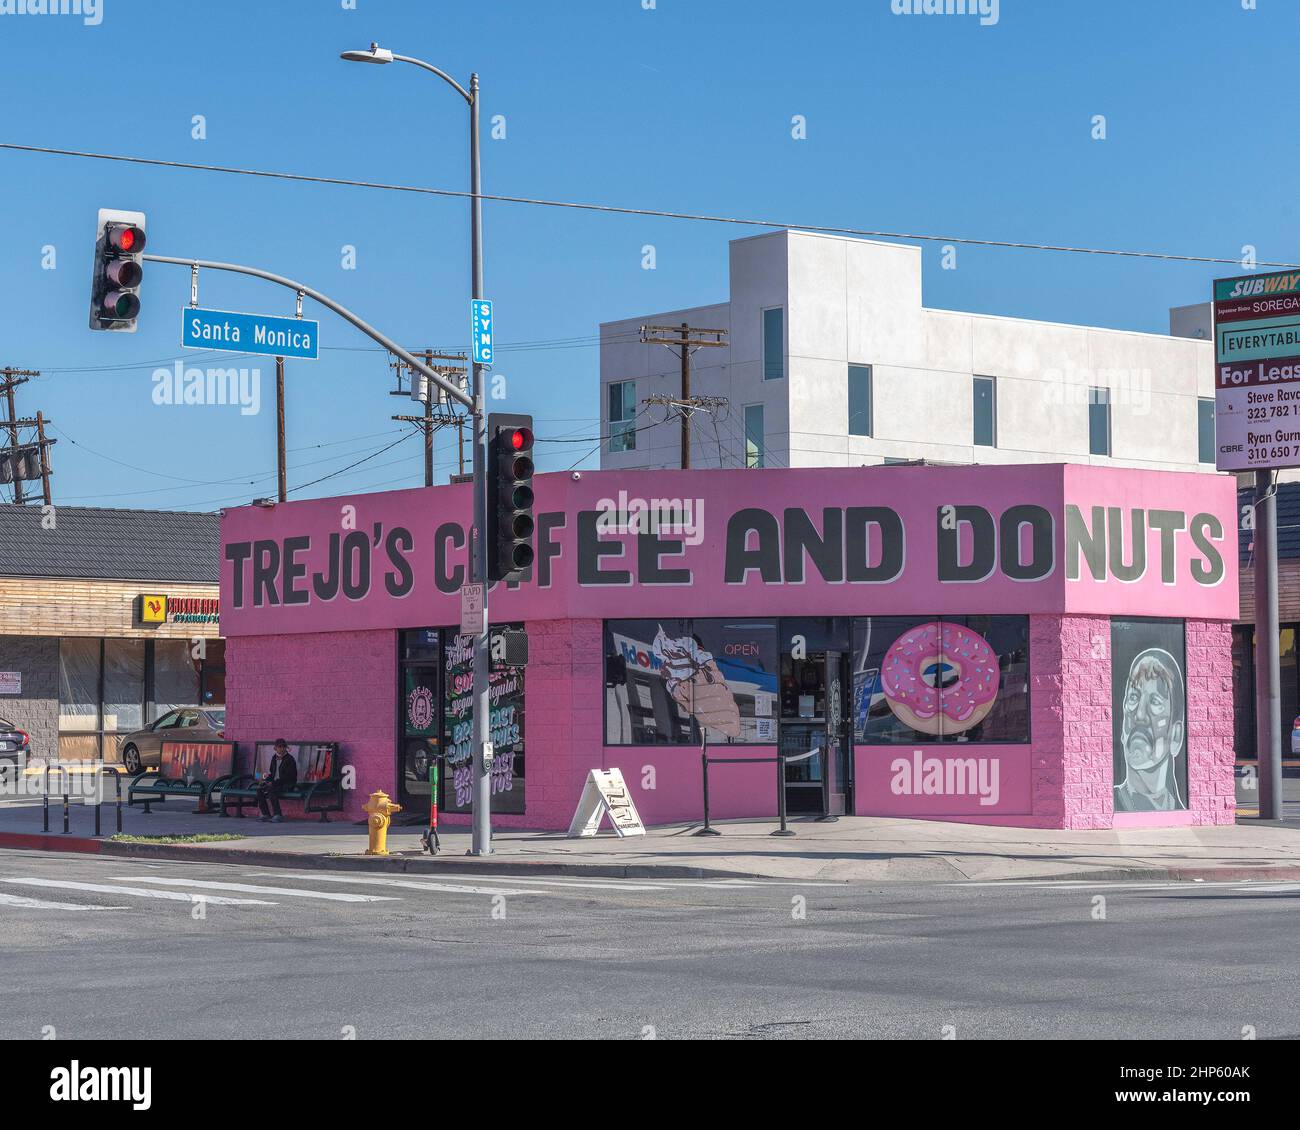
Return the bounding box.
[0,832,763,881]
[5,832,1300,884]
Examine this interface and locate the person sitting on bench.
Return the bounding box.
[258,739,298,822]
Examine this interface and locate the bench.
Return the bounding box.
[127,740,238,815]
[220,741,344,823]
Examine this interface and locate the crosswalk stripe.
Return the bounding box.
[266,874,565,897]
[0,891,127,911]
[110,876,400,903]
[3,878,275,906]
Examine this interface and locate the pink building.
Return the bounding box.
[220,463,1238,831]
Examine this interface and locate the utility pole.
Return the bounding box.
[639,324,729,468]
[390,350,469,487]
[0,368,54,507]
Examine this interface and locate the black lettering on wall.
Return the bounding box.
[637,531,691,585]
[783,508,844,584]
[999,505,1055,582]
[435,523,466,594]
[1148,510,1187,585]
[385,527,415,597]
[537,512,565,589]
[937,506,996,582]
[252,540,281,608]
[1066,505,1106,582]
[577,510,631,586]
[845,507,904,583]
[225,542,252,607]
[312,534,341,601]
[282,536,311,606]
[725,509,781,584]
[1189,512,1226,586]
[1107,507,1146,583]
[341,530,371,600]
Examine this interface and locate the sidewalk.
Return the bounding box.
[4,797,1300,882]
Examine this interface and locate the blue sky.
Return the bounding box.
[0,0,1293,511]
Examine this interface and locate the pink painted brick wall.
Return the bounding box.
[227,614,1236,831]
[225,629,395,821]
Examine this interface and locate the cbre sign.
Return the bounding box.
[182,307,319,361]
[1213,270,1300,471]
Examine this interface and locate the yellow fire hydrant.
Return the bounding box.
[363,790,402,856]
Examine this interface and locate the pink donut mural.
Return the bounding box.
[879,621,1001,736]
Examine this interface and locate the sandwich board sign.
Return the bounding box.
[567,768,646,838]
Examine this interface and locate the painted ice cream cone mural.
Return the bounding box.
[653,626,741,738]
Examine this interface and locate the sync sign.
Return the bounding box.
[181,307,320,361]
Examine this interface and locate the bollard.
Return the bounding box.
[363,790,402,856]
[116,771,123,835]
[62,788,69,835]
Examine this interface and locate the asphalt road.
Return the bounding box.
[0,850,1297,1040]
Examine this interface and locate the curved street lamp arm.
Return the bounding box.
[146,253,473,411]
[390,54,473,104]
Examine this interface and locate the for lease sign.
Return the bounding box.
[1214,270,1300,471]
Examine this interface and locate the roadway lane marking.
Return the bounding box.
[2,878,275,906]
[263,874,565,897]
[0,891,127,911]
[110,876,400,903]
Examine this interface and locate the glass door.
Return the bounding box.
[398,630,442,819]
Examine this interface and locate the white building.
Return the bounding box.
[599,229,1220,474]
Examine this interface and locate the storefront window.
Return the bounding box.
[852,615,1031,744]
[604,619,780,745]
[154,639,200,716]
[442,628,525,816]
[103,639,145,733]
[58,638,100,733]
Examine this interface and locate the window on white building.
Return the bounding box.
[1198,398,1215,464]
[973,376,997,447]
[763,308,784,381]
[1089,387,1111,457]
[745,404,766,468]
[848,365,873,437]
[608,380,637,452]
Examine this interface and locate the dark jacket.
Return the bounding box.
[265,752,298,789]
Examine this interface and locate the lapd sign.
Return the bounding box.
[1213,269,1300,471]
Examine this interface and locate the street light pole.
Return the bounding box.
[468,73,493,857]
[343,44,494,855]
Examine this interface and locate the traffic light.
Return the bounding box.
[89,208,146,332]
[487,413,535,583]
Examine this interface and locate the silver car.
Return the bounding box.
[117,707,227,775]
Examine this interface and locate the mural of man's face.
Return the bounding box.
[1121,654,1184,772]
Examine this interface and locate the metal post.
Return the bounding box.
[94,778,101,837]
[696,735,720,836]
[469,72,492,857]
[276,357,287,502]
[1256,470,1284,820]
[116,772,123,834]
[62,787,69,834]
[772,751,795,837]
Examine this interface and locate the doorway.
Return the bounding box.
[779,646,853,817]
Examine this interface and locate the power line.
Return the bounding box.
[2,141,1293,268]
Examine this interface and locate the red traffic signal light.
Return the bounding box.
[488,413,536,583]
[89,209,146,333]
[107,224,146,254]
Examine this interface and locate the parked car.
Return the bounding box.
[117,707,226,775]
[0,716,30,771]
